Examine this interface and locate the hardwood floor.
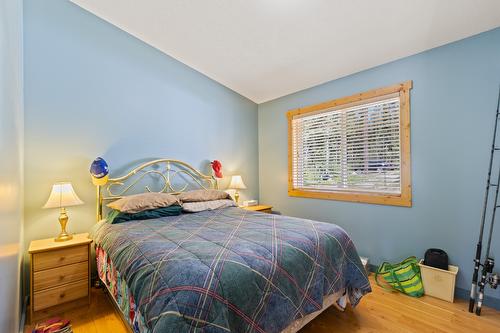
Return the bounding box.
[25,276,500,333]
[302,276,500,333]
[24,288,129,333]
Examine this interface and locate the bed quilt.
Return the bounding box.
[90,207,371,333]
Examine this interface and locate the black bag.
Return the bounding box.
[424,248,448,270]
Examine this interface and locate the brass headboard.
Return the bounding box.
[95,159,217,221]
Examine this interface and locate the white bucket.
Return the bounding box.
[418,259,459,302]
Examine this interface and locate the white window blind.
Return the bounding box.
[291,96,401,195]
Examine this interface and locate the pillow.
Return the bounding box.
[107,192,180,213]
[182,199,236,213]
[108,205,183,224]
[178,189,231,203]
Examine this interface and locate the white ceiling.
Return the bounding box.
[71,0,500,103]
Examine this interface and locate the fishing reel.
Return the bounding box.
[487,273,499,289]
[483,258,499,289]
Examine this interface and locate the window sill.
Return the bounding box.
[288,188,412,207]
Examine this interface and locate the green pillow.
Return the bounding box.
[107,205,182,224]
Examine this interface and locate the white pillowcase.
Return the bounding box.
[182,199,236,213]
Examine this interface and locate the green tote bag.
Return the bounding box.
[375,256,424,297]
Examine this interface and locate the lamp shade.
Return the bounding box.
[229,175,247,190]
[43,182,84,209]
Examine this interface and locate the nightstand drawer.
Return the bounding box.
[33,261,88,291]
[33,279,88,311]
[33,245,88,271]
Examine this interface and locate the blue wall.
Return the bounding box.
[0,0,24,330]
[258,28,500,302]
[23,0,258,249]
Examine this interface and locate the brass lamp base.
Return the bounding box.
[234,191,240,205]
[55,233,73,242]
[54,207,73,242]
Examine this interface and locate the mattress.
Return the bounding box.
[90,207,371,332]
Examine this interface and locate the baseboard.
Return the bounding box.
[367,264,500,310]
[368,263,378,273]
[455,287,500,310]
[19,295,28,333]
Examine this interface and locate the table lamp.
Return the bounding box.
[229,175,247,205]
[43,182,84,242]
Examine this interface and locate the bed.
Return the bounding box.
[89,159,371,333]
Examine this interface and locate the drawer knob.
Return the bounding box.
[59,275,64,281]
[60,292,66,298]
[59,256,66,261]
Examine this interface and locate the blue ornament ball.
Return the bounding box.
[90,157,109,185]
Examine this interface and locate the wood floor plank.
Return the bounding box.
[24,276,500,332]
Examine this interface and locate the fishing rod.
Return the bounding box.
[469,86,500,315]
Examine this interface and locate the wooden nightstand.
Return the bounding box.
[242,205,273,213]
[28,233,92,323]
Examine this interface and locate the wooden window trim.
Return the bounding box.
[287,81,412,207]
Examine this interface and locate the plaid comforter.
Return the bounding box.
[90,207,371,333]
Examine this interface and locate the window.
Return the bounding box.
[287,81,412,206]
